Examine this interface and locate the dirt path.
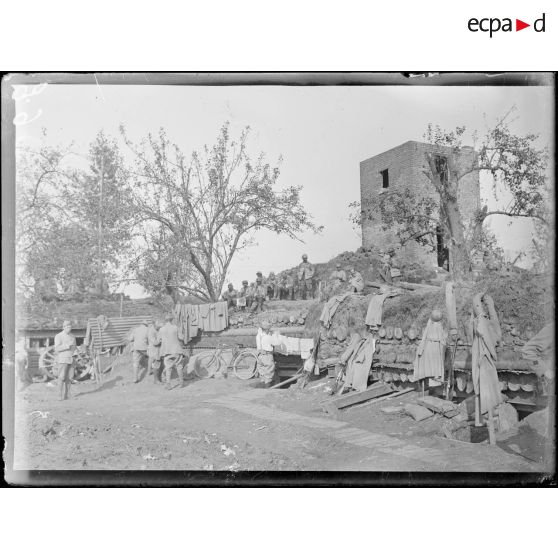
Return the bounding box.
[12,371,541,473]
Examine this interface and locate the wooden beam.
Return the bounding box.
[270,373,304,389]
[323,381,393,411]
[366,280,440,293]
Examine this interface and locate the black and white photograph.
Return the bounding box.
[2,73,555,482]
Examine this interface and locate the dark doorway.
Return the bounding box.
[436,226,449,270]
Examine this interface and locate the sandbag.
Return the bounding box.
[405,403,433,421]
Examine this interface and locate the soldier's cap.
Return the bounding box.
[242,280,248,284]
[228,283,233,288]
[336,262,341,268]
[256,271,262,276]
[63,319,72,327]
[302,253,308,259]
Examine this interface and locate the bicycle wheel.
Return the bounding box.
[193,352,224,379]
[232,350,258,380]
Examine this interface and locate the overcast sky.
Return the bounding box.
[15,82,554,297]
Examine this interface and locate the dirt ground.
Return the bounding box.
[11,364,547,474]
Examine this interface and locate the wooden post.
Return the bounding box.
[474,393,482,426]
[487,408,496,445]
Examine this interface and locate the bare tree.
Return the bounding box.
[123,123,322,302]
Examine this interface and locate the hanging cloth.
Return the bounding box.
[412,319,446,381]
[471,295,503,414]
[344,336,376,392]
[319,292,351,328]
[365,293,390,328]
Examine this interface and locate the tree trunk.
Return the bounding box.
[443,194,470,277]
[427,152,471,279]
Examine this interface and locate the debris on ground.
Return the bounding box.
[416,396,460,418]
[404,403,433,422]
[381,405,403,415]
[220,444,236,457]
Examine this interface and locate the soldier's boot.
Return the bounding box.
[154,370,162,384]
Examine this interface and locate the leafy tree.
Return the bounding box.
[351,108,549,276]
[16,131,132,298]
[122,122,322,302]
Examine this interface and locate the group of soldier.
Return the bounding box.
[127,316,186,390]
[49,314,188,400]
[221,254,317,312]
[222,254,369,311]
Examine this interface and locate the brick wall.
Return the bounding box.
[360,141,480,268]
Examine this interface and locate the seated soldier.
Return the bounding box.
[348,267,364,293]
[221,283,238,308]
[238,280,250,311]
[329,263,347,296]
[379,253,393,284]
[250,277,267,313]
[266,272,279,299]
[279,273,295,300]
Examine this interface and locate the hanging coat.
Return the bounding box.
[365,293,390,328]
[412,319,446,381]
[344,336,376,392]
[471,308,504,414]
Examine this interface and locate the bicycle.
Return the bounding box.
[189,343,264,380]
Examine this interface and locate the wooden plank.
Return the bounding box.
[270,373,303,389]
[348,388,415,410]
[329,382,393,410]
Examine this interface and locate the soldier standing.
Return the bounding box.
[147,319,163,384]
[159,314,186,390]
[128,318,149,383]
[54,319,76,401]
[297,254,315,300]
[15,336,31,389]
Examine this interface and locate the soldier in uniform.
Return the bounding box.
[379,253,393,284]
[297,254,315,300]
[159,314,186,390]
[250,277,267,313]
[251,320,277,388]
[221,283,238,309]
[147,319,163,384]
[329,263,347,295]
[128,318,149,383]
[266,272,279,300]
[238,280,250,311]
[348,267,365,293]
[277,273,294,300]
[15,336,31,389]
[54,319,76,401]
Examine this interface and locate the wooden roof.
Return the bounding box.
[16,296,169,331]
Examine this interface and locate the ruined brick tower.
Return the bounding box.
[359,140,480,269]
